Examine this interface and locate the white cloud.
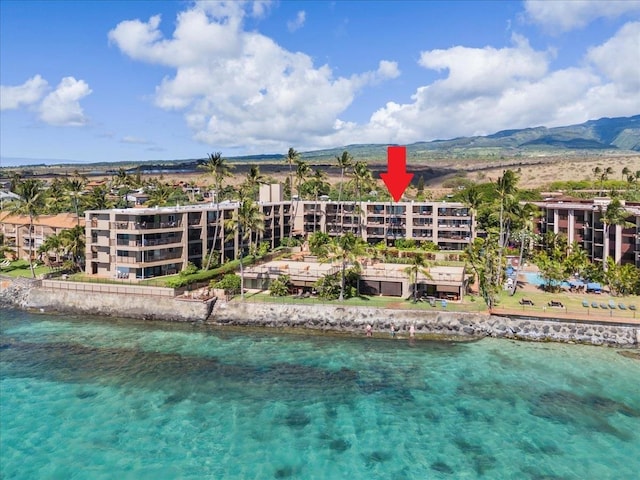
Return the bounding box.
[108,2,639,153]
[587,22,640,95]
[524,0,640,32]
[109,2,399,151]
[418,34,549,98]
[376,60,400,80]
[38,77,92,126]
[328,23,640,146]
[0,75,48,110]
[121,136,150,144]
[287,10,306,32]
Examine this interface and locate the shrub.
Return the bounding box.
[180,262,198,276]
[165,256,255,288]
[269,274,291,296]
[212,274,241,294]
[395,239,416,250]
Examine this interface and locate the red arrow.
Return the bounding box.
[380,146,413,202]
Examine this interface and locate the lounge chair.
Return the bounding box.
[618,303,627,310]
[591,302,599,308]
[629,304,637,311]
[608,300,617,309]
[582,299,589,308]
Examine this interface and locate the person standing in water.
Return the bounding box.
[409,324,415,338]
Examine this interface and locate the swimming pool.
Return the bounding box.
[521,272,570,288]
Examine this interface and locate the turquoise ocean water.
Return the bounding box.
[1,308,639,479]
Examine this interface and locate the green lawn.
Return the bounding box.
[494,288,639,320]
[237,288,638,319]
[0,263,50,278]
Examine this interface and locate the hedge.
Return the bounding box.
[165,256,255,288]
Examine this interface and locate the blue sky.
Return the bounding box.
[1,0,639,165]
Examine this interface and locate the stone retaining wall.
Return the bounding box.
[2,277,638,347]
[213,302,640,347]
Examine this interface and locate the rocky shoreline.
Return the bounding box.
[1,277,639,348]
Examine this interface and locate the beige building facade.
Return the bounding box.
[0,213,83,262]
[84,193,473,280]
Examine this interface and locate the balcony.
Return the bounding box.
[116,252,183,265]
[116,237,182,248]
[112,221,182,231]
[413,208,433,216]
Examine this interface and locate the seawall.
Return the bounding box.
[213,301,640,347]
[0,277,214,323]
[2,277,638,347]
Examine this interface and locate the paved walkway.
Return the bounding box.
[491,307,640,326]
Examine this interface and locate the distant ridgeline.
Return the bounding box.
[1,114,638,170]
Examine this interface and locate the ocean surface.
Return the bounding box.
[1,309,639,480]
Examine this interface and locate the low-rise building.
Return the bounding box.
[243,259,466,299]
[0,213,83,261]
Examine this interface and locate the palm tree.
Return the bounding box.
[351,161,374,236]
[459,184,482,240]
[335,150,353,231]
[595,166,613,197]
[295,159,312,200]
[5,179,46,277]
[59,225,86,271]
[224,198,264,300]
[8,171,22,193]
[493,170,519,284]
[621,166,630,181]
[565,241,590,280]
[335,150,353,201]
[241,165,266,200]
[65,174,87,225]
[45,178,68,214]
[326,232,367,301]
[284,148,300,240]
[403,253,432,302]
[145,180,173,207]
[308,169,329,232]
[600,198,634,269]
[284,148,299,199]
[509,204,538,295]
[85,185,114,210]
[199,152,233,269]
[37,234,62,267]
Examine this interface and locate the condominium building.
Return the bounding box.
[85,200,292,280]
[530,197,640,267]
[0,213,83,261]
[296,200,473,250]
[85,185,475,280]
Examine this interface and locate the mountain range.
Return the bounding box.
[1,114,638,168]
[292,114,640,163]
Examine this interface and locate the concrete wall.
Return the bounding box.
[41,279,178,297]
[19,285,213,322]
